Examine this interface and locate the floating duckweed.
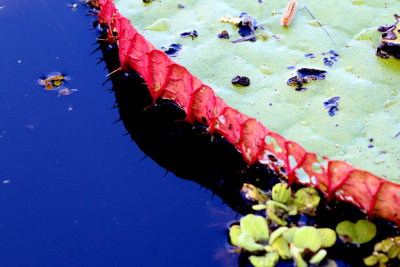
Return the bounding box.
[394,236,400,246]
[240,214,269,242]
[366,236,400,266]
[145,18,170,31]
[387,245,400,259]
[249,252,279,267]
[317,228,337,248]
[293,187,320,214]
[269,227,289,244]
[229,225,242,246]
[241,183,270,204]
[309,249,328,264]
[290,245,307,267]
[336,219,376,244]
[272,183,291,204]
[363,255,378,266]
[238,232,265,252]
[293,226,322,252]
[267,200,289,226]
[282,227,298,244]
[377,253,389,264]
[253,204,268,210]
[381,238,395,252]
[271,237,291,260]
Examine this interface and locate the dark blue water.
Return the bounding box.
[0,1,236,266]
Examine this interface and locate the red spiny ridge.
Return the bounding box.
[92,0,400,225]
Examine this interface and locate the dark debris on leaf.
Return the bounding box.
[180,30,198,40]
[329,50,339,57]
[321,50,339,66]
[297,68,327,80]
[177,3,185,8]
[217,30,230,39]
[237,12,263,42]
[287,68,327,91]
[324,96,341,116]
[161,43,182,57]
[323,57,334,67]
[232,75,250,86]
[305,53,316,58]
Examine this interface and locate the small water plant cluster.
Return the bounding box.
[364,236,400,266]
[231,183,337,266]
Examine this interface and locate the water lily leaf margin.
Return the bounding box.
[91,0,400,225]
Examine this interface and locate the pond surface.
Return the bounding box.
[0,1,237,266]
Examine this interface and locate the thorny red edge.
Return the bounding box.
[92,0,400,225]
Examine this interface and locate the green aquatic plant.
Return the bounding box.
[249,253,279,267]
[364,236,400,266]
[293,226,322,252]
[241,183,270,205]
[336,219,376,244]
[267,200,289,226]
[271,183,291,204]
[229,214,337,267]
[291,187,320,215]
[252,184,321,226]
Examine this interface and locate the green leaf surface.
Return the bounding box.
[240,214,269,242]
[237,232,265,252]
[116,0,400,182]
[249,252,279,267]
[336,219,376,244]
[293,226,322,252]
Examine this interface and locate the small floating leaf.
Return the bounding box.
[387,245,400,259]
[363,255,378,266]
[252,204,268,210]
[377,253,389,264]
[240,214,269,242]
[336,219,376,244]
[145,18,170,31]
[355,220,377,244]
[269,227,289,244]
[272,183,291,204]
[282,227,298,244]
[318,228,337,248]
[229,225,242,246]
[271,237,291,260]
[267,200,289,226]
[249,252,279,267]
[238,232,265,252]
[309,249,327,264]
[293,187,320,213]
[290,245,307,267]
[293,226,322,252]
[241,183,270,204]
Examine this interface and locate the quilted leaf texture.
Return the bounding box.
[92,0,400,225]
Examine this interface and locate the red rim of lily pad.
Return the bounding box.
[92,0,400,226]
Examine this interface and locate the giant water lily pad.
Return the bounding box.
[115,0,400,182]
